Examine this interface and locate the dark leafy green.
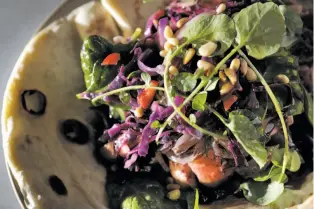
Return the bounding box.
[254,165,288,183]
[173,73,197,92]
[240,181,284,206]
[271,148,302,172]
[303,87,313,125]
[233,2,285,59]
[177,13,236,55]
[279,5,303,35]
[204,77,219,91]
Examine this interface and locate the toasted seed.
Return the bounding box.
[275,74,290,84]
[164,41,174,51]
[240,58,248,76]
[167,184,181,190]
[168,189,181,201]
[176,17,189,28]
[220,82,234,95]
[160,50,168,57]
[246,67,257,82]
[198,41,217,57]
[169,65,179,75]
[184,48,196,64]
[164,25,174,39]
[134,107,144,118]
[167,177,174,184]
[219,71,227,82]
[230,58,240,71]
[113,36,127,44]
[197,60,215,71]
[167,37,179,46]
[286,116,294,126]
[224,68,237,85]
[216,3,227,14]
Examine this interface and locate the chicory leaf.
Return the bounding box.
[177,13,236,55]
[192,92,207,111]
[173,72,197,92]
[226,111,268,168]
[240,181,284,206]
[233,2,285,59]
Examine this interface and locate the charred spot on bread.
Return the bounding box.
[60,119,90,144]
[48,175,67,196]
[21,90,47,115]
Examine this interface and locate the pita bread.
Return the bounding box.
[2,0,313,209]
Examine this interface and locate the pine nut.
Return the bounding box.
[216,3,227,14]
[275,74,290,84]
[164,25,174,39]
[134,107,144,118]
[224,68,237,85]
[167,184,181,190]
[198,41,217,57]
[160,50,167,57]
[230,58,240,71]
[167,189,181,201]
[167,177,174,184]
[183,48,196,64]
[169,65,179,75]
[197,60,215,71]
[220,82,234,95]
[164,41,174,51]
[113,36,127,44]
[176,17,189,28]
[246,67,257,82]
[219,71,227,82]
[167,37,179,46]
[240,58,248,76]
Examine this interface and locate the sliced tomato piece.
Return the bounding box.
[169,161,197,188]
[223,95,238,111]
[101,53,121,65]
[137,80,159,109]
[188,150,225,186]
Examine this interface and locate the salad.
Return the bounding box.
[77,0,313,208]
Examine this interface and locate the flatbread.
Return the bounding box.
[2,0,313,209]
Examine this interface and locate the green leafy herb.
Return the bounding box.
[141,72,151,86]
[119,92,131,104]
[127,71,141,79]
[303,86,313,125]
[279,5,303,35]
[80,35,118,91]
[254,165,288,183]
[204,77,219,91]
[271,148,302,172]
[211,109,268,168]
[173,72,197,92]
[240,181,284,206]
[233,2,285,59]
[192,92,207,111]
[177,13,236,55]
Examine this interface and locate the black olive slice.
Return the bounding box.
[21,90,46,115]
[48,175,67,196]
[60,119,90,144]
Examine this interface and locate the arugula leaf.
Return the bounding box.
[204,77,219,91]
[192,92,207,111]
[141,72,151,86]
[226,111,268,168]
[240,181,284,206]
[151,120,162,129]
[173,72,197,92]
[233,2,285,59]
[177,13,236,55]
[119,92,131,104]
[279,5,303,35]
[287,83,305,116]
